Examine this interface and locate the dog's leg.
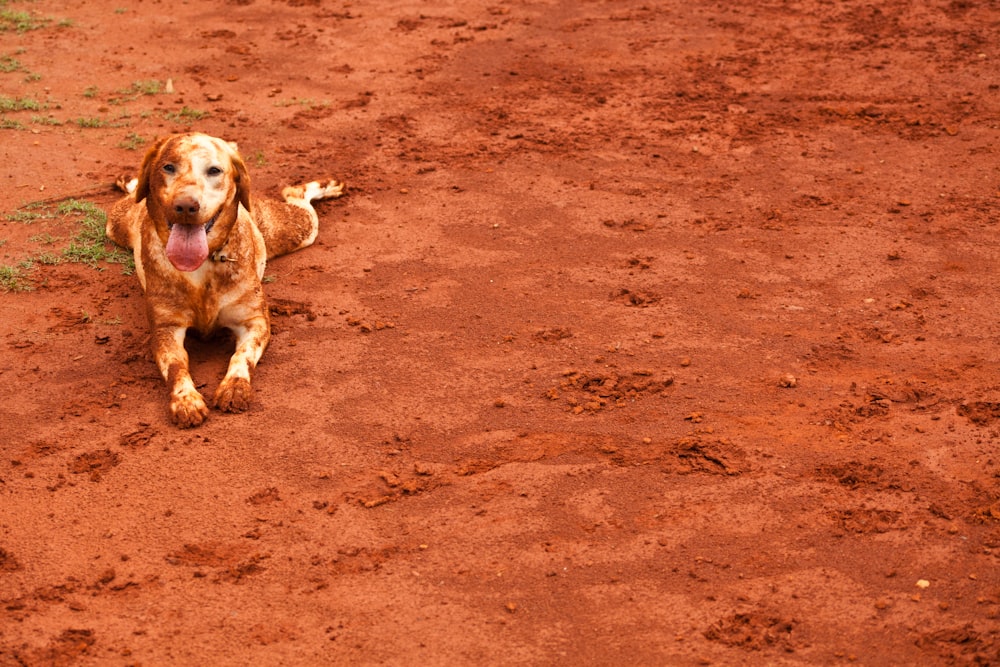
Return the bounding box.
[255,179,345,260]
[280,179,345,249]
[152,326,210,428]
[214,315,270,413]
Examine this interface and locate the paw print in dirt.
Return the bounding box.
[957,401,1000,426]
[68,449,121,482]
[703,611,796,652]
[545,368,674,414]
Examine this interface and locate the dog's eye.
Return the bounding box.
[162,164,176,174]
[207,166,223,177]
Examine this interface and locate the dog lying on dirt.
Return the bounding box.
[107,132,344,427]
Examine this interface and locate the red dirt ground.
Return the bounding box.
[2,0,999,664]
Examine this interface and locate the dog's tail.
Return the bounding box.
[115,174,138,196]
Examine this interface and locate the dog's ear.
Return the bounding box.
[134,136,168,203]
[231,152,252,211]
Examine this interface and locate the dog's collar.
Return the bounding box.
[211,247,236,263]
[204,211,234,262]
[204,210,220,234]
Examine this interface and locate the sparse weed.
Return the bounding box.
[1,199,134,291]
[0,264,31,292]
[108,80,161,105]
[118,131,145,150]
[0,9,51,33]
[0,95,43,112]
[6,206,55,223]
[0,54,21,72]
[129,80,161,96]
[29,232,59,244]
[57,199,133,271]
[31,114,62,126]
[74,116,109,128]
[73,116,128,129]
[163,106,209,122]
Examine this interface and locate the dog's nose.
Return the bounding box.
[173,196,200,216]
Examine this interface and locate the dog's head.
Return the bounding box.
[135,133,251,272]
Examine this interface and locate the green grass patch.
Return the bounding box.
[73,116,111,128]
[30,114,62,126]
[57,200,133,270]
[163,106,209,122]
[0,264,31,292]
[0,54,22,72]
[117,131,145,150]
[72,114,130,129]
[0,95,43,112]
[0,199,134,291]
[0,9,51,33]
[1,49,38,80]
[5,204,56,223]
[28,232,60,245]
[122,80,161,96]
[108,79,161,105]
[35,251,61,265]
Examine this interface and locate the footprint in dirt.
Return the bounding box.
[67,449,121,482]
[957,401,1000,426]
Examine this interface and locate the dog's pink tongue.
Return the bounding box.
[165,224,209,272]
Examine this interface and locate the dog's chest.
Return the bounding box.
[186,267,263,334]
[142,256,260,334]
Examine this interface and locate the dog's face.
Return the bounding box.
[135,133,251,272]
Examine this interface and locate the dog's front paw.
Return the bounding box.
[171,389,209,428]
[215,377,252,413]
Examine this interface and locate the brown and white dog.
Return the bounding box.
[107,132,344,427]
